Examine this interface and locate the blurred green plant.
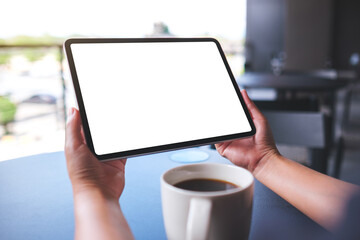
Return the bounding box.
[0,96,17,135]
[49,48,62,62]
[23,48,46,62]
[0,52,12,65]
[6,35,63,45]
[0,35,68,63]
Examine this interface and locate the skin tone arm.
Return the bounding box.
[216,90,360,232]
[65,108,134,240]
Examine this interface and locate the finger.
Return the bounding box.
[121,158,127,166]
[215,141,232,155]
[214,143,223,154]
[215,142,225,150]
[65,108,84,151]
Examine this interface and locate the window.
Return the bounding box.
[0,0,246,161]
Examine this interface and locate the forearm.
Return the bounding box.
[73,189,134,240]
[254,154,360,231]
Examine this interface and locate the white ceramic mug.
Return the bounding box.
[161,163,254,240]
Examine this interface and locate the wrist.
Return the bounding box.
[72,184,119,204]
[73,189,121,222]
[252,149,280,180]
[72,188,129,240]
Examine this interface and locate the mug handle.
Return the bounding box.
[186,198,212,240]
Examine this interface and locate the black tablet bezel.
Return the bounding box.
[64,37,256,161]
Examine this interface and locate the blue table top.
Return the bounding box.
[0,147,326,240]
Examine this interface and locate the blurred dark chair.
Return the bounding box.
[254,98,319,112]
[263,111,330,174]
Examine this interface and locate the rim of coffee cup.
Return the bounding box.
[161,163,254,197]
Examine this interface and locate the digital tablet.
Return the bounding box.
[64,38,255,161]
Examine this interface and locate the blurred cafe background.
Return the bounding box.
[1,0,359,183]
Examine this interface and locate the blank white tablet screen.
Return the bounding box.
[71,41,252,155]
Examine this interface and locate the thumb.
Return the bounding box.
[65,108,84,152]
[241,89,265,121]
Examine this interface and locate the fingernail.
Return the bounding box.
[67,108,75,122]
[68,108,75,116]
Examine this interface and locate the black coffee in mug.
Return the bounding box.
[174,178,240,192]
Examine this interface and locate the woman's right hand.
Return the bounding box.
[215,90,279,175]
